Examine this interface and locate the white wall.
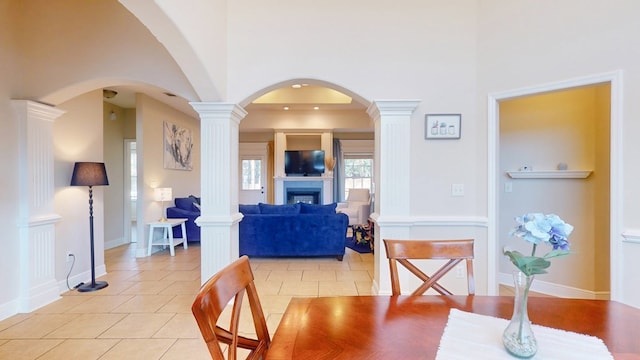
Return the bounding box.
[0,0,22,312]
[226,1,482,216]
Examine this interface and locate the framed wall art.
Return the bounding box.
[425,114,461,139]
[163,121,194,170]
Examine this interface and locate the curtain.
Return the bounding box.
[333,139,343,203]
[267,141,274,204]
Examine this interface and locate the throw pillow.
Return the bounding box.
[299,202,337,214]
[192,202,201,211]
[189,195,201,205]
[175,197,195,210]
[258,203,301,215]
[239,204,260,214]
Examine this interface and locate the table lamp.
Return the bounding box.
[154,187,172,222]
[70,162,109,292]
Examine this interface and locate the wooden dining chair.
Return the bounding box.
[383,239,475,296]
[191,255,270,360]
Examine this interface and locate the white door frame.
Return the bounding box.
[487,70,623,300]
[123,139,136,243]
[239,142,269,204]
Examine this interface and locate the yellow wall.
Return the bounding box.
[499,84,610,296]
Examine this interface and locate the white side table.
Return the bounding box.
[147,218,188,256]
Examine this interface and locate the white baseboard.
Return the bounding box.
[58,264,108,294]
[137,246,150,258]
[372,279,384,296]
[105,237,128,250]
[498,272,610,299]
[0,280,62,321]
[0,299,19,322]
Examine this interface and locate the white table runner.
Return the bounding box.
[436,308,613,360]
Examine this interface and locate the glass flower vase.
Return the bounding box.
[502,271,537,358]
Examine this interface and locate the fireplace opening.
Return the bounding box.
[286,189,321,204]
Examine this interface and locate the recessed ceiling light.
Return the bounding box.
[283,106,289,110]
[291,84,302,89]
[313,106,319,110]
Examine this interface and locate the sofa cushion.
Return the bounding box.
[239,204,260,214]
[299,202,337,214]
[258,203,301,214]
[193,202,201,211]
[189,195,201,205]
[175,197,198,211]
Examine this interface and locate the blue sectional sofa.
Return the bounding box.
[166,196,201,241]
[239,202,349,261]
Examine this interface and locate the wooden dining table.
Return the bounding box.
[265,295,640,359]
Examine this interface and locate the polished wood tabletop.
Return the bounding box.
[265,295,640,360]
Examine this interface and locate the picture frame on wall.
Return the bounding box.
[163,121,194,170]
[425,114,461,139]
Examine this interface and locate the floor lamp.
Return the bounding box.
[70,162,109,292]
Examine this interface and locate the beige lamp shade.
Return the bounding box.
[154,187,173,201]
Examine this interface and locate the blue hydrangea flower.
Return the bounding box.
[505,213,572,276]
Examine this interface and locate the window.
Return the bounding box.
[343,156,373,199]
[242,159,262,190]
[129,142,137,199]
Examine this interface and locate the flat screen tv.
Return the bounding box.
[284,150,325,176]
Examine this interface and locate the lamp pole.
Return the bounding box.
[77,185,108,292]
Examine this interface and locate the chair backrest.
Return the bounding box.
[192,255,270,360]
[347,188,370,203]
[383,239,475,296]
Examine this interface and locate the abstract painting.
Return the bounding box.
[163,121,193,170]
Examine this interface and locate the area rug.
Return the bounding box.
[345,236,373,253]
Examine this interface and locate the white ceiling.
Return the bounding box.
[247,84,367,112]
[103,84,367,117]
[102,84,199,117]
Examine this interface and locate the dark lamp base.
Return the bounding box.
[77,281,109,292]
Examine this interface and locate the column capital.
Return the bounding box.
[189,102,247,124]
[11,100,66,122]
[366,100,420,120]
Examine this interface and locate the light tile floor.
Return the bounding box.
[0,243,375,359]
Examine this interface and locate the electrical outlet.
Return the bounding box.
[455,265,464,278]
[66,252,73,263]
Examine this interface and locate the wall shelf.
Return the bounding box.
[507,170,592,179]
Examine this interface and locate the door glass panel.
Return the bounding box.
[242,159,262,190]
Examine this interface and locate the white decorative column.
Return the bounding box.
[366,100,419,295]
[12,100,65,312]
[190,102,246,284]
